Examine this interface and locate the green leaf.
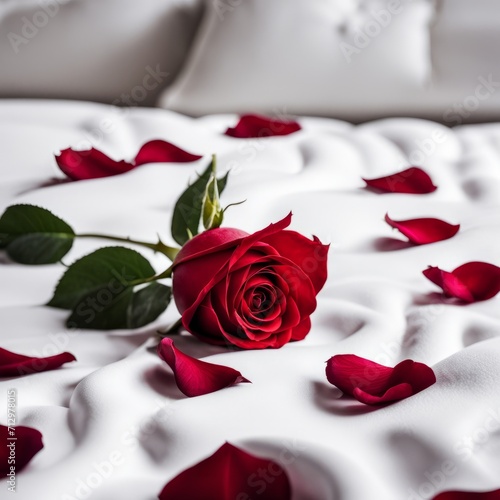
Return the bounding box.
[67,286,134,330]
[171,161,212,246]
[171,156,229,246]
[66,282,171,330]
[48,246,156,310]
[0,204,75,264]
[217,171,229,194]
[129,282,172,328]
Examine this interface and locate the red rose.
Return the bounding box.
[172,214,328,349]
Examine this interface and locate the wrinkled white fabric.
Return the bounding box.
[1,100,500,500]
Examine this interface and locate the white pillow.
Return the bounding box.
[159,0,434,118]
[0,0,203,105]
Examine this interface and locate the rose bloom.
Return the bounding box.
[172,214,328,349]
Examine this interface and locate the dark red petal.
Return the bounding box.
[325,355,436,406]
[157,338,250,397]
[385,214,460,245]
[353,383,413,405]
[1,424,43,476]
[55,148,135,180]
[326,354,394,396]
[423,262,500,302]
[158,442,292,500]
[134,140,202,166]
[389,359,437,394]
[261,231,329,293]
[363,167,437,194]
[173,228,249,267]
[453,262,500,301]
[0,347,76,377]
[433,489,500,500]
[224,114,301,138]
[423,266,474,302]
[291,317,311,341]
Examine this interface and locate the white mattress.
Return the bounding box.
[1,100,500,499]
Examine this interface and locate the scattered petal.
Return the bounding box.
[325,354,436,405]
[385,214,460,245]
[56,141,202,180]
[363,167,437,194]
[56,148,134,180]
[134,140,202,166]
[158,442,292,500]
[423,262,500,302]
[433,489,500,499]
[157,338,250,397]
[0,347,76,377]
[225,114,301,138]
[1,424,43,477]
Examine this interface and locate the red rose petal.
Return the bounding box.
[423,262,500,302]
[158,442,292,500]
[262,232,329,293]
[157,338,250,397]
[385,214,460,245]
[433,489,500,500]
[56,148,135,180]
[363,167,437,194]
[56,140,202,180]
[325,355,436,406]
[1,424,43,476]
[353,382,413,405]
[225,114,301,138]
[134,140,202,166]
[0,347,76,377]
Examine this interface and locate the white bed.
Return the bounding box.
[3,0,500,497]
[1,99,500,499]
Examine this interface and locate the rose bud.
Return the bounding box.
[172,213,329,349]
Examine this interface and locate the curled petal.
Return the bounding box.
[158,442,292,500]
[423,262,500,302]
[326,354,436,405]
[433,489,500,499]
[56,148,134,180]
[157,338,250,397]
[225,114,301,138]
[134,140,202,166]
[1,424,43,476]
[385,214,460,245]
[0,347,76,377]
[363,167,437,194]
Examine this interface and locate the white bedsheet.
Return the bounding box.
[1,100,500,500]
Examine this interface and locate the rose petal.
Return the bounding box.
[56,141,202,180]
[433,490,500,500]
[385,214,460,245]
[134,140,202,166]
[158,442,292,500]
[423,262,500,302]
[353,382,413,405]
[1,424,43,476]
[224,114,301,138]
[55,148,135,180]
[262,232,329,293]
[363,167,437,194]
[326,355,436,405]
[157,338,250,397]
[0,347,76,377]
